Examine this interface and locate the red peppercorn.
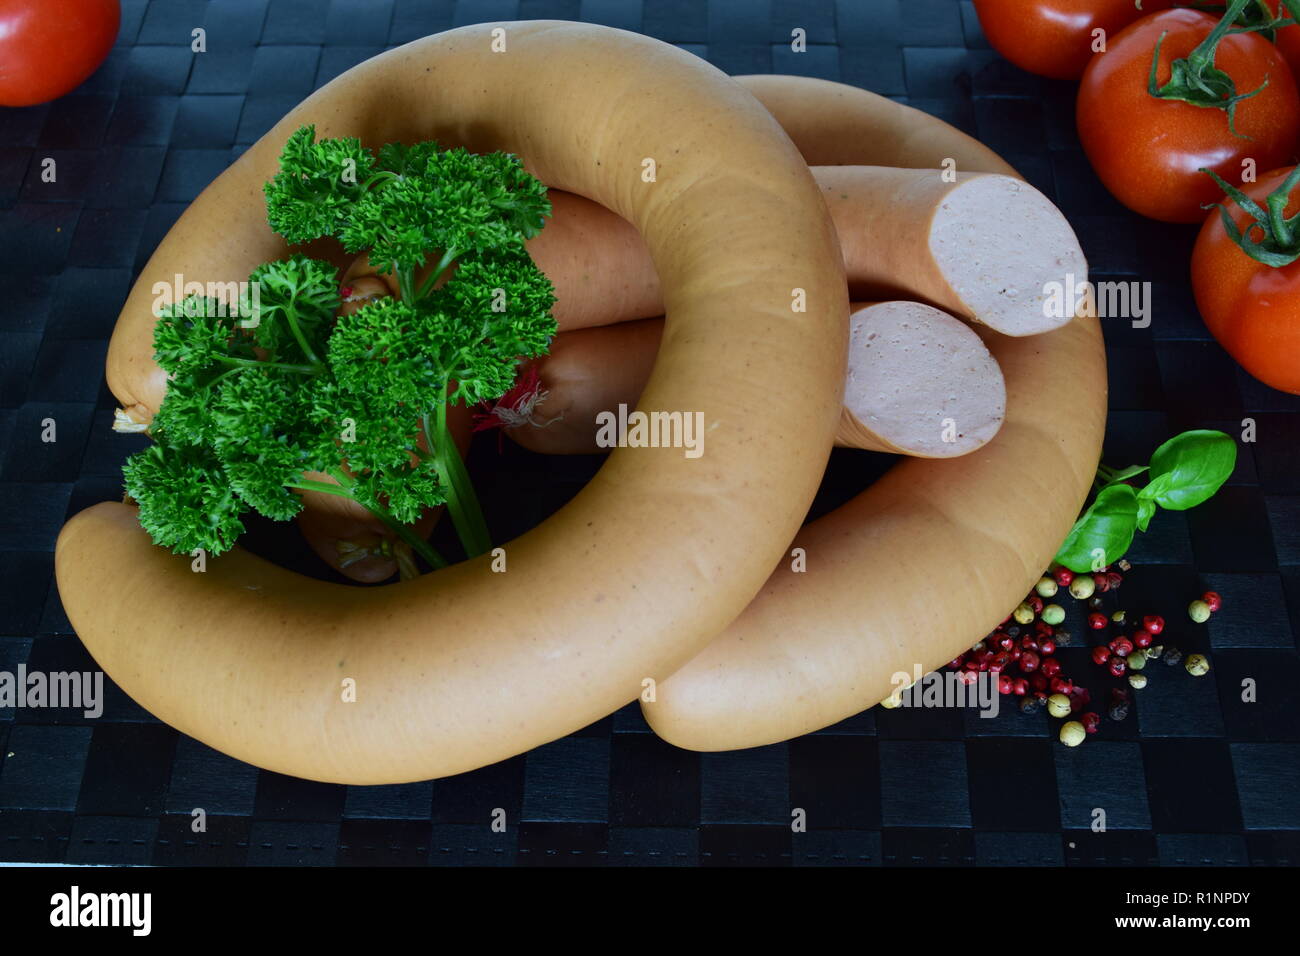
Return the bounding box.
[1041,657,1062,677]
[1010,647,1023,661]
[1088,613,1108,630]
[1107,572,1123,589]
[1133,628,1152,649]
[1143,615,1165,635]
[1081,712,1101,734]
[1039,639,1056,656]
[1028,595,1044,614]
[959,669,979,685]
[1013,678,1029,696]
[1020,650,1040,673]
[999,674,1013,695]
[999,635,1015,651]
[1094,573,1110,593]
[1203,591,1222,612]
[1073,686,1092,705]
[1110,636,1134,658]
[1092,646,1112,667]
[1069,695,1086,714]
[1035,620,1054,636]
[948,657,965,670]
[1033,689,1049,701]
[1054,568,1074,587]
[990,652,1010,672]
[1020,636,1040,653]
[1030,672,1049,692]
[1050,676,1073,695]
[1108,656,1127,677]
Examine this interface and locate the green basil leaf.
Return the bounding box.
[1054,483,1140,573]
[1147,430,1237,511]
[1136,495,1158,533]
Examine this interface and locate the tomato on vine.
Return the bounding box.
[1077,1,1300,223]
[1193,165,1300,394]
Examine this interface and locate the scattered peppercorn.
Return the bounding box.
[1088,612,1108,630]
[1203,591,1222,612]
[1094,573,1111,593]
[1128,673,1148,689]
[1088,595,1105,611]
[1188,599,1211,624]
[1110,610,1128,627]
[1039,638,1056,656]
[1133,628,1152,649]
[1042,604,1066,625]
[1081,711,1101,734]
[1069,575,1096,600]
[1060,721,1087,746]
[1047,693,1072,718]
[1091,645,1112,667]
[1054,628,1073,647]
[1036,577,1059,598]
[1109,635,1134,658]
[1128,650,1147,671]
[1185,653,1210,676]
[1108,700,1130,722]
[1108,656,1128,678]
[1146,644,1164,660]
[1054,567,1074,587]
[1020,695,1043,715]
[1143,615,1165,635]
[1163,646,1183,666]
[1013,602,1035,625]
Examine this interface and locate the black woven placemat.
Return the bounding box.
[1,0,1298,867]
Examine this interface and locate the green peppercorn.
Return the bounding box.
[1047,693,1072,718]
[1069,575,1096,600]
[1035,576,1059,598]
[1146,644,1164,660]
[1110,610,1128,627]
[1128,649,1147,671]
[1188,599,1212,624]
[1128,673,1148,690]
[1185,653,1210,676]
[1042,604,1066,626]
[1060,721,1087,747]
[1013,602,1035,625]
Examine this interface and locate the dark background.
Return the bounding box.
[1,0,1298,866]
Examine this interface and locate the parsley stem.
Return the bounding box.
[284,303,322,366]
[416,247,459,300]
[213,355,316,374]
[317,467,449,571]
[425,402,492,558]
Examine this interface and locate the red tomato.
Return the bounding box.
[0,0,120,107]
[972,0,1176,81]
[1275,2,1300,84]
[1077,9,1300,223]
[1192,167,1300,394]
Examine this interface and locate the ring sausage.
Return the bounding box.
[639,83,1106,751]
[62,22,848,783]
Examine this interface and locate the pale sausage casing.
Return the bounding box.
[641,77,1107,751]
[62,22,848,784]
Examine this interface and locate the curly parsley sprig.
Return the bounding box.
[124,127,557,576]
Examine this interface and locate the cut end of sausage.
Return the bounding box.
[842,301,1005,458]
[929,174,1087,337]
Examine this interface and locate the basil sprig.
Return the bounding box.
[1055,430,1237,573]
